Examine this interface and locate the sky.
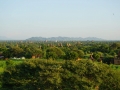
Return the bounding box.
[0,0,120,40]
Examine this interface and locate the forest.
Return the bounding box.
[0,40,120,61]
[0,40,120,90]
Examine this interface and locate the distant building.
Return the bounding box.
[114,51,120,65]
[114,58,120,65]
[32,55,36,59]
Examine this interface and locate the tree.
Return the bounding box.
[111,43,120,50]
[2,48,12,58]
[11,46,24,57]
[99,44,110,53]
[92,52,101,61]
[46,47,65,60]
[77,50,84,58]
[24,47,33,58]
[64,51,78,60]
[24,46,43,59]
[1,60,120,90]
[46,52,57,60]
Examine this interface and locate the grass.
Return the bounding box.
[110,64,120,70]
[0,67,4,74]
[0,61,6,74]
[0,60,23,74]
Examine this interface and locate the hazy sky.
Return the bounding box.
[0,0,120,40]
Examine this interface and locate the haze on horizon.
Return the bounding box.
[0,0,120,40]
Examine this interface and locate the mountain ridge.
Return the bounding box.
[26,36,105,41]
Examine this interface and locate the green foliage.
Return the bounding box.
[46,47,65,60]
[93,53,100,60]
[5,60,14,66]
[64,51,79,60]
[111,43,120,50]
[46,52,57,60]
[1,59,120,90]
[11,46,24,57]
[92,52,103,61]
[1,60,63,90]
[2,49,12,58]
[77,50,85,58]
[99,70,120,90]
[102,56,114,64]
[1,41,120,89]
[0,40,120,61]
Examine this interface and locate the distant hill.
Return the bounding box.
[26,36,104,41]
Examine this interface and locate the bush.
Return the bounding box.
[1,59,120,90]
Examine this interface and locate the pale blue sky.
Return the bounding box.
[0,0,120,40]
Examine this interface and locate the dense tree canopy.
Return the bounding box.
[1,60,120,90]
[0,41,120,90]
[0,41,120,63]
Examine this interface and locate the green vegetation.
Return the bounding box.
[0,41,120,61]
[0,40,120,89]
[110,64,120,70]
[0,59,120,90]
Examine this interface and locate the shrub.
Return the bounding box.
[1,59,120,90]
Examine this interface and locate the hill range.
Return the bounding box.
[0,36,105,41]
[26,36,104,41]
